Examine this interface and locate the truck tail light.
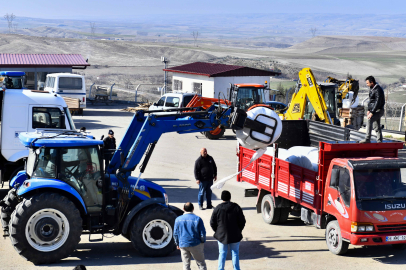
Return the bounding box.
[351,222,374,232]
[83,97,85,102]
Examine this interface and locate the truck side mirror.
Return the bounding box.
[59,114,66,129]
[330,168,340,187]
[153,102,157,106]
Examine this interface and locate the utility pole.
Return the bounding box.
[161,56,169,94]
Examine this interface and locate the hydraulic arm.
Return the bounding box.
[283,68,332,124]
[107,105,233,182]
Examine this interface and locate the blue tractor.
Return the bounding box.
[0,104,259,264]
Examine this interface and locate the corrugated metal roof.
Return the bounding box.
[0,54,90,67]
[164,62,280,77]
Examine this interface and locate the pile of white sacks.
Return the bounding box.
[265,146,319,172]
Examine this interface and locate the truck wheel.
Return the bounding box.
[130,205,177,257]
[392,244,406,250]
[8,193,82,265]
[278,207,291,224]
[1,189,18,235]
[203,128,225,140]
[325,220,349,255]
[261,194,281,224]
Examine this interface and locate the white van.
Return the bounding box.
[149,92,196,111]
[44,73,86,108]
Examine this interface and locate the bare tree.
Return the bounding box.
[310,27,317,38]
[90,22,96,37]
[4,13,16,34]
[192,31,199,47]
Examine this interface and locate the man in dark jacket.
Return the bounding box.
[194,148,217,210]
[103,130,116,171]
[210,190,246,270]
[361,76,385,143]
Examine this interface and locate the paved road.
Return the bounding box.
[1,105,405,270]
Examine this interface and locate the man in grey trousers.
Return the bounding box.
[174,202,207,270]
[361,76,385,143]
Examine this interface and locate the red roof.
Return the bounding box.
[164,62,280,77]
[0,54,90,67]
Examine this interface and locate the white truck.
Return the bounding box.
[0,71,76,185]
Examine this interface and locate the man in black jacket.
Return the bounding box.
[194,148,217,210]
[103,130,116,171]
[361,76,385,143]
[210,190,246,270]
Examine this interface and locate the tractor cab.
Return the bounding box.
[17,130,104,213]
[231,83,268,111]
[0,71,25,90]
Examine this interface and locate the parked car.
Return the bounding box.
[265,101,287,110]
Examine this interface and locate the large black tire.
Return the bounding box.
[325,220,349,255]
[261,194,281,224]
[130,205,177,257]
[278,207,291,224]
[9,193,82,264]
[203,128,225,140]
[1,189,19,235]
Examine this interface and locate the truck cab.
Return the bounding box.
[324,157,406,250]
[149,92,196,112]
[0,71,76,184]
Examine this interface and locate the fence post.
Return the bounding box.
[399,103,406,131]
[109,83,115,100]
[89,83,95,98]
[135,84,141,103]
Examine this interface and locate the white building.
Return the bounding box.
[164,62,280,98]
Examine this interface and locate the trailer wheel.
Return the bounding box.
[203,128,225,140]
[392,244,406,250]
[8,193,82,265]
[130,205,177,257]
[261,194,281,224]
[325,220,349,255]
[1,189,18,235]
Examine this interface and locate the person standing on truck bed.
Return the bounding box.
[103,130,116,171]
[194,148,217,210]
[210,190,246,270]
[361,76,385,143]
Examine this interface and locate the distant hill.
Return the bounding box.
[0,34,216,66]
[286,36,406,54]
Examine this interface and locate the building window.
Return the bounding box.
[193,82,202,95]
[174,79,182,91]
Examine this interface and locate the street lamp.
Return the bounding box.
[161,56,169,94]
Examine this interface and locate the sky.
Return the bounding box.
[4,0,406,20]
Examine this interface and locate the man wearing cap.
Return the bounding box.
[103,130,116,171]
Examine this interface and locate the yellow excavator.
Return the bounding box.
[280,68,364,129]
[325,76,359,109]
[280,68,334,124]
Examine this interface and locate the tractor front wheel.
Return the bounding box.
[9,193,82,264]
[203,128,225,140]
[130,205,177,257]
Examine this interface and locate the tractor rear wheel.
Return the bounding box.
[9,193,82,264]
[130,205,177,257]
[203,128,225,140]
[1,189,18,236]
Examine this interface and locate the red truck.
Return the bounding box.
[238,120,406,255]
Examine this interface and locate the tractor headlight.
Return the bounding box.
[163,193,169,205]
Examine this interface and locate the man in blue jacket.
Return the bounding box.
[174,202,207,270]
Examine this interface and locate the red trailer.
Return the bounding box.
[238,120,406,254]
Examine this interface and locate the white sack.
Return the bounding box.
[285,155,314,171]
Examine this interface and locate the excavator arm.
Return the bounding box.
[283,68,332,124]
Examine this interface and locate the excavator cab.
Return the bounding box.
[303,83,338,122]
